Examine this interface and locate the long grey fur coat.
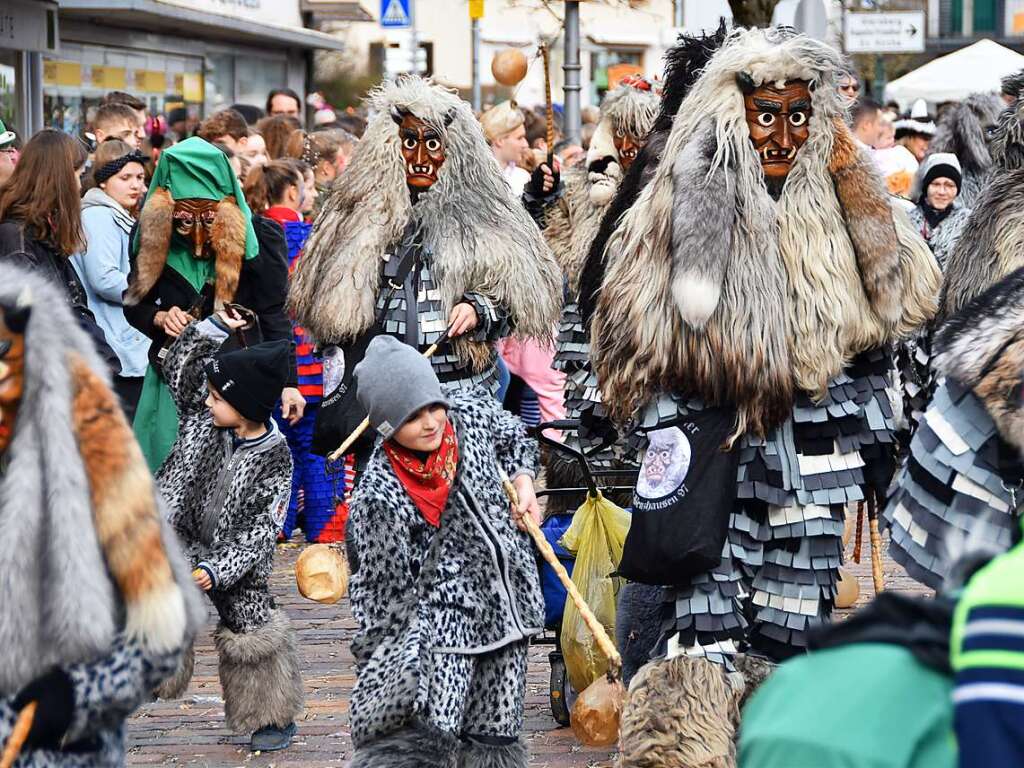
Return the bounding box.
[160,319,293,633]
[346,388,544,662]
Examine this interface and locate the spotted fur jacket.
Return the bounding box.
[159,319,293,633]
[346,388,545,664]
[908,201,972,271]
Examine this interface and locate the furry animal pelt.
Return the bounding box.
[933,267,1024,454]
[0,265,202,695]
[155,641,195,700]
[289,76,561,351]
[126,189,247,308]
[543,166,609,292]
[579,24,728,325]
[616,582,666,686]
[618,655,743,768]
[591,28,932,436]
[941,94,1024,320]
[458,738,528,768]
[214,609,304,733]
[349,724,459,768]
[927,92,1004,206]
[585,82,660,206]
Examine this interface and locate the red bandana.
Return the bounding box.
[384,420,459,527]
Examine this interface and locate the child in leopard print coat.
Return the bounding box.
[346,335,545,768]
[157,312,305,753]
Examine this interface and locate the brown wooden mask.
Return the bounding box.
[0,305,27,456]
[395,112,446,191]
[742,78,812,182]
[613,130,643,171]
[173,198,219,259]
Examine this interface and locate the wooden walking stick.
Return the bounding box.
[539,41,555,165]
[867,492,885,595]
[852,500,865,564]
[0,702,37,768]
[327,331,450,462]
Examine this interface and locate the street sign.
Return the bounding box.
[844,11,925,53]
[380,0,411,29]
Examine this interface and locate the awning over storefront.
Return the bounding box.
[59,0,346,51]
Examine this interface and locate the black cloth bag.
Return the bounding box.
[618,404,740,586]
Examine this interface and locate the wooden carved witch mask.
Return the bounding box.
[613,129,643,171]
[740,76,812,183]
[0,303,27,456]
[392,108,447,191]
[173,199,219,259]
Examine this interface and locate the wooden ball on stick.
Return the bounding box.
[492,48,528,86]
[295,544,349,604]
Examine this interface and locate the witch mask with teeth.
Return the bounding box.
[393,107,447,193]
[740,76,812,185]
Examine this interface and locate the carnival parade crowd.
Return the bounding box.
[2,17,1024,768]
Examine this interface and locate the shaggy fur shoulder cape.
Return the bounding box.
[0,266,202,694]
[934,267,1024,454]
[940,94,1024,320]
[289,76,561,347]
[591,28,939,436]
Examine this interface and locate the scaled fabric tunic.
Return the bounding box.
[643,349,896,660]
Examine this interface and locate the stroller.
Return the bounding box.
[532,419,637,725]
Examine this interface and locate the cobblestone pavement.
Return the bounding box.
[127,515,927,768]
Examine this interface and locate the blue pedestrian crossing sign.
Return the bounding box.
[381,0,411,28]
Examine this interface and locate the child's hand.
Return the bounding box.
[511,474,542,532]
[192,568,213,592]
[214,309,248,331]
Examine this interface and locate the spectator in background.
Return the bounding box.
[553,139,584,169]
[197,108,249,154]
[335,111,367,138]
[907,153,970,269]
[312,108,337,129]
[240,128,269,172]
[102,90,148,140]
[480,101,531,194]
[168,106,189,141]
[321,128,356,176]
[229,103,265,125]
[267,88,302,119]
[838,61,860,106]
[580,121,595,151]
[94,102,144,149]
[285,129,344,203]
[524,109,549,154]
[257,114,301,159]
[0,129,116,370]
[72,139,150,419]
[852,98,884,148]
[0,121,17,188]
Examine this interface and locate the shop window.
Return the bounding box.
[589,48,643,102]
[235,56,288,112]
[951,0,1000,33]
[205,53,235,113]
[0,51,16,136]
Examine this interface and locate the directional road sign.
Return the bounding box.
[381,0,411,29]
[845,11,925,54]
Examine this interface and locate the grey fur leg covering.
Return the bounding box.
[214,609,305,733]
[618,656,741,768]
[155,641,195,700]
[616,583,665,686]
[349,725,459,768]
[458,738,528,768]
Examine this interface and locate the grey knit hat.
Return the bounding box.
[354,335,449,439]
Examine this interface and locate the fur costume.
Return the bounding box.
[592,29,934,438]
[0,264,203,767]
[589,27,938,674]
[940,88,1024,321]
[927,92,1004,208]
[289,76,561,387]
[885,267,1024,589]
[157,319,303,734]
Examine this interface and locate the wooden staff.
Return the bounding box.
[852,501,864,564]
[499,470,622,679]
[0,702,37,768]
[867,492,885,595]
[327,332,449,462]
[539,41,555,165]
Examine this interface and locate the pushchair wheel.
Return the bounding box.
[548,650,572,726]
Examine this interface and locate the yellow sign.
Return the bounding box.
[91,66,126,90]
[182,72,204,102]
[1015,12,1024,33]
[43,60,82,87]
[469,0,484,19]
[135,70,166,93]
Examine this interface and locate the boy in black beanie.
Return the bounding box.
[156,310,304,753]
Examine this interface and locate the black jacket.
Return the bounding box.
[0,219,119,374]
[124,214,296,385]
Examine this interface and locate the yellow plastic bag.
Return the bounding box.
[559,491,631,693]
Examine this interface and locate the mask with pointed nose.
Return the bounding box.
[393,110,446,191]
[740,77,812,184]
[172,199,219,259]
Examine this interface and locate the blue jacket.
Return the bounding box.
[72,188,151,377]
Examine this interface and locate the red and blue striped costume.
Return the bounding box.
[267,207,352,542]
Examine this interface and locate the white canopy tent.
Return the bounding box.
[885,39,1024,107]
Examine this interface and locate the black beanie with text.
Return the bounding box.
[205,339,290,423]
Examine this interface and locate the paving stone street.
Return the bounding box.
[126,523,927,768]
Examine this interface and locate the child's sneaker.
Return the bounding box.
[250,722,297,752]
